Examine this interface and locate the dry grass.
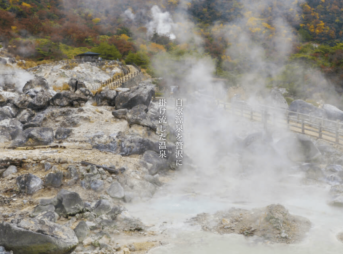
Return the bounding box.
[52,83,70,92]
[61,62,78,70]
[91,102,98,106]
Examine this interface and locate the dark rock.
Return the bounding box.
[2,165,17,178]
[16,174,43,195]
[16,109,35,124]
[107,206,122,220]
[66,166,79,180]
[55,190,84,217]
[0,107,14,121]
[275,134,321,162]
[118,133,157,156]
[289,100,323,117]
[115,84,155,110]
[90,179,104,192]
[126,104,159,130]
[0,119,23,140]
[0,218,78,254]
[142,150,167,175]
[106,181,125,199]
[55,127,72,140]
[68,78,86,92]
[92,200,111,216]
[50,91,88,107]
[73,221,89,242]
[27,89,51,110]
[112,109,128,119]
[44,172,63,188]
[44,162,52,171]
[94,89,117,106]
[36,211,59,223]
[23,76,49,93]
[31,204,55,217]
[12,127,54,147]
[90,134,117,153]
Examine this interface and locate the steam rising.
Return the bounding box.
[0,65,33,92]
[147,6,176,40]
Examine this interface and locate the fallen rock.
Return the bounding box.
[275,134,321,162]
[289,100,323,117]
[323,104,343,121]
[94,89,117,106]
[16,109,35,124]
[126,104,159,130]
[23,76,50,93]
[0,107,14,121]
[12,127,54,147]
[16,174,43,195]
[90,179,104,192]
[0,218,78,254]
[0,119,22,140]
[112,109,128,119]
[106,181,125,199]
[55,190,84,217]
[92,199,112,216]
[36,211,59,223]
[27,89,52,110]
[44,172,63,188]
[118,133,157,156]
[190,204,311,244]
[115,84,155,110]
[142,150,167,175]
[74,221,89,242]
[55,127,72,140]
[50,91,88,107]
[2,165,17,178]
[31,204,55,217]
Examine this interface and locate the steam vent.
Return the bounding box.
[1,1,343,253]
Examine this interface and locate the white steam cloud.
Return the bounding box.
[147,5,176,40]
[124,8,135,21]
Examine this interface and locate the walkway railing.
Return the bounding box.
[217,101,343,145]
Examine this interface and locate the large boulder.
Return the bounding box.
[12,127,54,147]
[115,84,155,110]
[92,199,112,216]
[68,78,86,92]
[54,190,84,217]
[112,109,128,119]
[190,204,311,244]
[0,106,15,121]
[73,221,89,242]
[50,91,88,107]
[23,76,50,93]
[16,109,36,124]
[275,134,321,162]
[142,150,168,175]
[125,104,159,130]
[94,89,117,106]
[0,218,78,254]
[289,100,323,117]
[0,119,22,140]
[323,104,343,121]
[106,181,125,199]
[55,127,72,140]
[16,174,43,195]
[118,133,157,156]
[44,172,63,188]
[27,89,52,111]
[0,93,7,106]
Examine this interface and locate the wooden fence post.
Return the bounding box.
[250,109,253,120]
[319,121,322,139]
[301,116,305,134]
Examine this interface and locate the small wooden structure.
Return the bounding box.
[75,52,100,62]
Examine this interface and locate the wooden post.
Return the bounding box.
[319,121,322,139]
[297,112,299,123]
[301,116,305,134]
[287,112,290,125]
[250,109,253,120]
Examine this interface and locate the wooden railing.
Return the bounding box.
[216,100,343,145]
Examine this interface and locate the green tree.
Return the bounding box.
[91,42,122,60]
